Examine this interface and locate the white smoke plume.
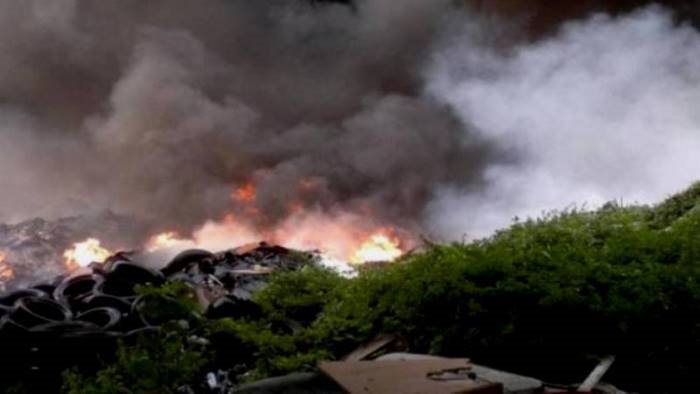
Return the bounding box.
[427,6,700,238]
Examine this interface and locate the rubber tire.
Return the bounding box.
[53,274,104,306]
[0,314,29,335]
[161,249,215,277]
[107,261,164,286]
[0,289,47,307]
[30,320,99,334]
[76,307,122,330]
[95,278,138,298]
[80,293,132,315]
[10,297,71,328]
[31,283,56,297]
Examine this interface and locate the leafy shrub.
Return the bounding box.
[246,186,700,392]
[254,265,347,325]
[62,322,207,394]
[62,283,207,394]
[133,281,202,325]
[647,181,700,228]
[62,182,700,393]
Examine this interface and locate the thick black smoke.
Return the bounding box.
[0,0,496,241]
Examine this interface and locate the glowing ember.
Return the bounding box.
[232,182,256,203]
[63,238,111,270]
[349,233,403,264]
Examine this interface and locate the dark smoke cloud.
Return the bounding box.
[0,0,496,239]
[2,0,700,255]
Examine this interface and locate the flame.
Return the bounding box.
[141,182,409,268]
[63,238,111,270]
[349,233,403,264]
[232,182,256,203]
[146,231,192,251]
[138,210,408,268]
[144,217,261,255]
[0,250,12,281]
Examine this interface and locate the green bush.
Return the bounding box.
[62,322,207,394]
[133,281,202,325]
[62,182,700,393]
[61,282,207,394]
[244,185,700,392]
[254,265,347,325]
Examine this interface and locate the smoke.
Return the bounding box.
[427,6,700,238]
[1,0,700,253]
[0,0,496,244]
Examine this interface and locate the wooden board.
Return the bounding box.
[320,359,503,394]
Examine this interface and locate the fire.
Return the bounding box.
[349,233,403,264]
[0,250,13,281]
[63,238,111,270]
[144,219,261,254]
[232,182,256,203]
[146,231,191,251]
[139,212,408,268]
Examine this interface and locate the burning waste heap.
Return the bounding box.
[0,241,337,392]
[4,0,700,392]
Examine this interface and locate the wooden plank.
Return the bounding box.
[578,356,615,392]
[342,335,398,361]
[320,360,503,394]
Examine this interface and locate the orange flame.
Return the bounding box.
[146,231,191,251]
[63,238,111,270]
[0,250,13,281]
[232,182,256,203]
[139,212,407,267]
[349,233,403,264]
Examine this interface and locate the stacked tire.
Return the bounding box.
[0,245,307,392]
[0,259,164,390]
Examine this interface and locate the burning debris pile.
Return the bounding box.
[0,242,314,391]
[0,211,407,295]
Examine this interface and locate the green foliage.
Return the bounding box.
[236,184,700,392]
[647,181,700,228]
[254,265,347,324]
[133,281,202,325]
[206,318,331,381]
[62,322,207,394]
[199,266,345,379]
[61,282,207,394]
[62,183,700,393]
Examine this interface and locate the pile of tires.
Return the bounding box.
[0,243,311,391]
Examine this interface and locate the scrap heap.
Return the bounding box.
[0,242,312,391]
